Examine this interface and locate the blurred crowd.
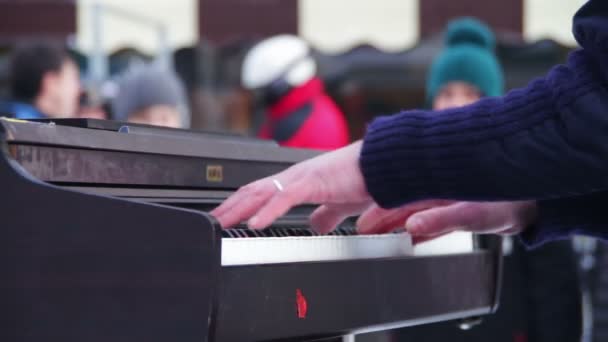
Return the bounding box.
[0,13,603,342]
[0,19,571,139]
[0,41,190,129]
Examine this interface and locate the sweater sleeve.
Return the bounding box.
[360,0,608,208]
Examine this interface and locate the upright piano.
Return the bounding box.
[0,118,502,341]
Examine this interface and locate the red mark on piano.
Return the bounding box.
[296,289,308,319]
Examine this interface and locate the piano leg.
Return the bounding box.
[342,334,356,342]
[314,336,355,342]
[286,335,354,342]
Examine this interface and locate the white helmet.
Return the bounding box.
[242,35,316,90]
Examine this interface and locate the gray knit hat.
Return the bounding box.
[112,63,190,128]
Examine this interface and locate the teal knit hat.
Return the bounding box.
[426,18,504,103]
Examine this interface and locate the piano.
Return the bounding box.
[0,118,503,342]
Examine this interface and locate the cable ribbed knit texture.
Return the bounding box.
[360,0,608,246]
[361,50,603,206]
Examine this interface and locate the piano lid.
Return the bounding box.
[0,118,320,191]
[0,118,319,163]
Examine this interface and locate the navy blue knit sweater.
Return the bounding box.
[359,0,608,247]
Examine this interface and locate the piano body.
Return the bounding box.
[0,118,502,341]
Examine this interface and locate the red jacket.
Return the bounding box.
[258,78,349,150]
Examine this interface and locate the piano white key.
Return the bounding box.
[221,233,413,266]
[221,231,475,266]
[413,232,475,256]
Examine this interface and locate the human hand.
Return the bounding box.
[211,141,373,231]
[358,201,537,243]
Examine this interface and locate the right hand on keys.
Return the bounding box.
[357,201,537,243]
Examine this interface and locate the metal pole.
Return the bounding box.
[89,1,108,103]
[342,334,356,342]
[157,24,171,69]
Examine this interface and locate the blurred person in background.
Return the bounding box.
[390,18,581,342]
[111,63,190,129]
[75,91,109,120]
[0,42,80,119]
[242,35,349,150]
[76,103,108,120]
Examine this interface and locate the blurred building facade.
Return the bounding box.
[0,0,581,51]
[0,0,582,135]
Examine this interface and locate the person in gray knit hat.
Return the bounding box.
[111,63,190,128]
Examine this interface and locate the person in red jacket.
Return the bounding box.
[242,35,349,150]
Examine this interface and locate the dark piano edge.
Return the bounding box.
[0,121,225,342]
[216,252,497,341]
[1,118,320,163]
[347,306,491,337]
[58,186,233,200]
[477,235,503,313]
[28,118,249,136]
[9,144,293,191]
[265,307,493,342]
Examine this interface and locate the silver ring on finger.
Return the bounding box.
[272,179,284,192]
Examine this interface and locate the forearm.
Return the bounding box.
[360,49,608,207]
[360,0,608,208]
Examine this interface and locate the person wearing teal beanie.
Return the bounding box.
[426,17,504,109]
[390,18,581,342]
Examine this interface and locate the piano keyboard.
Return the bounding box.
[221,227,474,266]
[222,233,413,265]
[414,231,475,256]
